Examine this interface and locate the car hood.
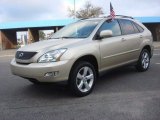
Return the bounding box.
[18,38,84,52]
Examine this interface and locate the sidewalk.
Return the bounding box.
[153,42,160,48]
[0,42,160,56]
[0,49,17,56]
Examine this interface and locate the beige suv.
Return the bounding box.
[11,16,153,96]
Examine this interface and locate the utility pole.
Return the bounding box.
[74,0,76,19]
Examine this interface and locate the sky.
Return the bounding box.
[0,0,160,23]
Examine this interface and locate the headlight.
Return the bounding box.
[38,48,67,63]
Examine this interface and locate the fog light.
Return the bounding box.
[54,71,59,77]
[44,72,53,77]
[44,71,59,77]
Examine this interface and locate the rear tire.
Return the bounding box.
[135,49,150,72]
[69,61,97,97]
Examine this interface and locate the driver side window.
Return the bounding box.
[98,20,121,37]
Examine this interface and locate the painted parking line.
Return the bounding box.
[156,63,160,65]
[154,45,160,48]
[0,55,14,58]
[153,54,160,56]
[155,49,160,50]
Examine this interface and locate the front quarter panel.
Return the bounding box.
[60,40,100,69]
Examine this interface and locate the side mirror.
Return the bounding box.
[100,30,113,38]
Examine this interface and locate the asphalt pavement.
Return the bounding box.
[0,45,160,120]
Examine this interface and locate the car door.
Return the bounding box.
[95,19,130,71]
[118,19,142,62]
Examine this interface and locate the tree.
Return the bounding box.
[39,30,46,40]
[68,1,104,18]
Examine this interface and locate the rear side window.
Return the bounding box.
[134,22,144,33]
[131,22,139,33]
[98,19,121,37]
[119,19,136,35]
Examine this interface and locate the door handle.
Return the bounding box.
[121,38,126,42]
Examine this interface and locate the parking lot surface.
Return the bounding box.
[0,46,160,120]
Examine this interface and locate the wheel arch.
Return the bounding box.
[142,45,152,58]
[69,55,99,80]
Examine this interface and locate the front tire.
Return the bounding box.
[69,61,97,97]
[136,49,150,72]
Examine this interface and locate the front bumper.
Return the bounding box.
[10,58,73,82]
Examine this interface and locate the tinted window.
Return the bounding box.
[131,22,139,33]
[98,20,121,37]
[119,19,135,35]
[134,23,144,32]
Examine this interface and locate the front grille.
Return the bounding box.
[16,51,37,60]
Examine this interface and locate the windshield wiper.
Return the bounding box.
[52,36,76,39]
[61,36,79,39]
[47,37,52,40]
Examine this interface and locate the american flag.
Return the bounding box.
[110,2,115,20]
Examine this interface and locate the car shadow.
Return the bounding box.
[99,66,137,82]
[94,66,140,93]
[20,66,137,98]
[21,83,75,99]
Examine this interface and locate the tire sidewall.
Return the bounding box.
[69,61,97,96]
[138,49,150,71]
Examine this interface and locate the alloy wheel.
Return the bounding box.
[76,66,94,93]
[141,51,150,69]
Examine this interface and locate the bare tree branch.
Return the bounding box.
[68,1,104,18]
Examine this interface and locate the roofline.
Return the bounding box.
[134,16,160,23]
[0,19,77,30]
[0,16,160,30]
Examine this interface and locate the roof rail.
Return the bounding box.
[105,15,134,19]
[115,15,134,19]
[77,17,90,21]
[77,15,134,21]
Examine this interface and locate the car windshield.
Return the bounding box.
[50,20,99,39]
